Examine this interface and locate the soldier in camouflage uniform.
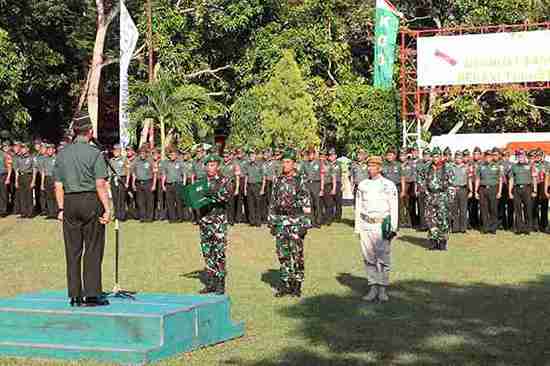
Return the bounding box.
[198,154,234,295]
[422,147,454,251]
[268,149,312,298]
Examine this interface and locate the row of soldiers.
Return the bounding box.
[350,146,550,236]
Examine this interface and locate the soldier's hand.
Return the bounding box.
[509,193,514,199]
[303,207,311,214]
[320,190,324,197]
[468,192,473,199]
[99,210,111,225]
[260,190,264,195]
[243,190,247,196]
[496,193,501,199]
[400,192,406,198]
[4,178,9,185]
[41,186,45,191]
[30,183,35,189]
[475,193,480,200]
[57,211,63,221]
[531,191,537,198]
[546,192,550,199]
[162,185,166,192]
[15,182,19,189]
[331,190,336,196]
[150,185,156,192]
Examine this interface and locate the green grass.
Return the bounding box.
[0,208,549,366]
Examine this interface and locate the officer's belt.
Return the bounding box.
[360,214,384,224]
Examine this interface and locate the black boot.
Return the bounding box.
[428,239,438,250]
[215,278,225,295]
[291,281,302,298]
[82,296,109,307]
[274,282,291,298]
[70,297,83,307]
[199,277,215,294]
[440,239,448,251]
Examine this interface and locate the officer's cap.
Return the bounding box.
[204,154,223,164]
[462,149,471,156]
[491,147,500,154]
[72,112,93,131]
[366,156,383,166]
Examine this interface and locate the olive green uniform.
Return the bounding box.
[109,156,128,221]
[162,159,185,223]
[508,163,535,233]
[244,160,263,226]
[132,157,155,222]
[477,162,502,233]
[15,153,35,218]
[41,155,58,219]
[450,162,469,233]
[303,159,323,226]
[0,151,9,215]
[53,135,108,299]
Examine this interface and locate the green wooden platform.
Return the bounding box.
[0,291,244,365]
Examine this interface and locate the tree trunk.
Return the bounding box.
[160,116,166,160]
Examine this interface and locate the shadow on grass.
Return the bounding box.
[226,274,550,365]
[261,269,280,290]
[339,218,355,228]
[180,269,208,286]
[398,234,431,249]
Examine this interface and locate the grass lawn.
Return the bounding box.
[0,208,549,366]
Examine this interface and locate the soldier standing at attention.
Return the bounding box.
[327,148,342,223]
[34,142,48,216]
[532,149,549,233]
[424,148,454,251]
[244,149,263,227]
[475,149,503,234]
[198,154,234,295]
[11,142,22,215]
[260,148,275,224]
[131,146,156,222]
[0,143,12,217]
[355,156,398,303]
[498,149,514,231]
[449,151,470,233]
[268,149,311,298]
[161,146,185,223]
[415,149,432,231]
[303,148,324,228]
[53,114,111,307]
[468,147,483,229]
[382,149,401,226]
[508,150,537,234]
[180,150,194,222]
[319,150,333,225]
[109,144,128,221]
[232,147,248,224]
[351,149,369,198]
[40,144,58,219]
[399,149,414,228]
[125,147,137,220]
[221,150,237,225]
[15,143,35,218]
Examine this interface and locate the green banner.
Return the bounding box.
[373,2,401,88]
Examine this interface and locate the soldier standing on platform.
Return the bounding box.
[327,148,343,223]
[532,149,549,233]
[53,114,111,307]
[399,149,415,228]
[161,146,185,223]
[449,151,470,233]
[475,149,503,234]
[244,149,263,227]
[508,150,537,235]
[268,149,311,298]
[354,156,398,303]
[109,144,128,221]
[424,148,454,251]
[131,146,157,222]
[40,144,58,219]
[0,143,12,217]
[198,154,234,295]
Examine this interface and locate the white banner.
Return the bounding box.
[417,30,550,87]
[119,1,139,148]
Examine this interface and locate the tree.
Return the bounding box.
[230,50,320,149]
[129,71,225,156]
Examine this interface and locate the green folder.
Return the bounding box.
[381,215,392,240]
[176,179,214,209]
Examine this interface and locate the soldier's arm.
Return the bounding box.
[497,167,503,197]
[260,175,266,195]
[545,171,549,198]
[354,184,361,233]
[531,165,538,195]
[243,167,248,196]
[320,164,325,196]
[5,155,12,183]
[508,176,514,198]
[151,164,157,191]
[389,182,399,232]
[400,176,406,197]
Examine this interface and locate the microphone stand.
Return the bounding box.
[94,140,136,300]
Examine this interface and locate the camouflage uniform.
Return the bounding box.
[268,174,312,295]
[198,171,234,294]
[422,154,455,249]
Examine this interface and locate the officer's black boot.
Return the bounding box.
[291,280,302,298]
[274,282,291,297]
[215,278,225,295]
[439,239,448,251]
[428,239,438,250]
[199,277,215,294]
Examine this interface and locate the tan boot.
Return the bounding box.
[378,286,389,302]
[362,285,378,302]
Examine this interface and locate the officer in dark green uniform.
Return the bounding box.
[180,149,194,222]
[351,148,369,197]
[319,150,333,224]
[261,148,276,224]
[34,142,47,216]
[131,145,157,222]
[244,149,263,226]
[0,143,12,216]
[508,150,537,234]
[161,146,185,223]
[40,144,58,219]
[53,114,111,307]
[303,148,324,227]
[399,148,415,228]
[327,148,343,223]
[475,149,503,234]
[15,143,35,218]
[109,144,128,221]
[449,151,470,233]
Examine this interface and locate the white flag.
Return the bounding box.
[119,1,139,148]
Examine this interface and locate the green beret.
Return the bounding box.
[462,149,471,156]
[281,149,296,161]
[204,154,222,164]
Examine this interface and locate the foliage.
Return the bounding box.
[328,83,400,155]
[128,71,226,149]
[229,50,320,150]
